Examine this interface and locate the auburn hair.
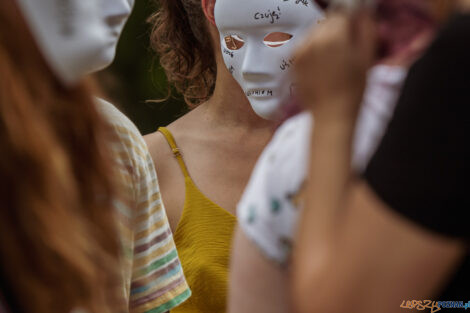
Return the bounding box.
[149,0,217,106]
[0,1,124,313]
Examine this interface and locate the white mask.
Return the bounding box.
[16,0,134,86]
[95,0,134,72]
[215,0,324,120]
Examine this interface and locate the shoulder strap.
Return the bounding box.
[158,127,190,178]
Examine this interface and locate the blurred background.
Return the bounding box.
[95,0,188,135]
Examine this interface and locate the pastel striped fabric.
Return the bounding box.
[97,99,190,313]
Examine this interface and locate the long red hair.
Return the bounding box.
[0,1,124,312]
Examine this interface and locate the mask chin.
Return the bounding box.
[90,45,119,73]
[248,96,283,120]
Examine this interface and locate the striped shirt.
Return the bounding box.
[97,99,191,313]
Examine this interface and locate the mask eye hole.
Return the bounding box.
[263,32,293,48]
[224,34,245,50]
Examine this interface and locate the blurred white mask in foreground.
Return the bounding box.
[96,0,134,71]
[215,0,324,119]
[16,0,133,85]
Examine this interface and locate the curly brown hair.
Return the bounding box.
[0,1,124,312]
[149,0,217,106]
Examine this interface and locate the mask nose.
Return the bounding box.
[102,0,132,26]
[241,43,274,82]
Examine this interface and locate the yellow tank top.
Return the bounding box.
[158,127,237,313]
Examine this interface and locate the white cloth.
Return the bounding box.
[237,65,407,265]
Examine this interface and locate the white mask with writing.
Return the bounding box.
[215,0,324,120]
[16,0,110,85]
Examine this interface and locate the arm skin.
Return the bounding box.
[291,102,466,313]
[293,158,466,313]
[228,227,291,313]
[291,5,469,312]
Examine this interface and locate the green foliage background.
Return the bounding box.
[96,0,188,135]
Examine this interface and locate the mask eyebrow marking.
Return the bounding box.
[263,32,293,47]
[224,34,245,50]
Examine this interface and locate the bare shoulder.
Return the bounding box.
[143,111,200,175]
[144,130,174,183]
[144,129,185,230]
[144,129,170,162]
[143,112,201,230]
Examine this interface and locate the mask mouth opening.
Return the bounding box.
[224,34,245,50]
[263,32,293,48]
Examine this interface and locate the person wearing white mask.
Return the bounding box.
[0,0,190,313]
[144,0,278,311]
[0,0,127,312]
[213,1,327,312]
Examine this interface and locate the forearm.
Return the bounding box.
[297,110,356,255]
[228,228,290,313]
[292,107,357,312]
[307,116,355,237]
[290,10,377,311]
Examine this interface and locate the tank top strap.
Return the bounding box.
[158,127,191,178]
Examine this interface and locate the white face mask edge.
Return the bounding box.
[215,0,324,120]
[96,0,135,72]
[16,0,134,86]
